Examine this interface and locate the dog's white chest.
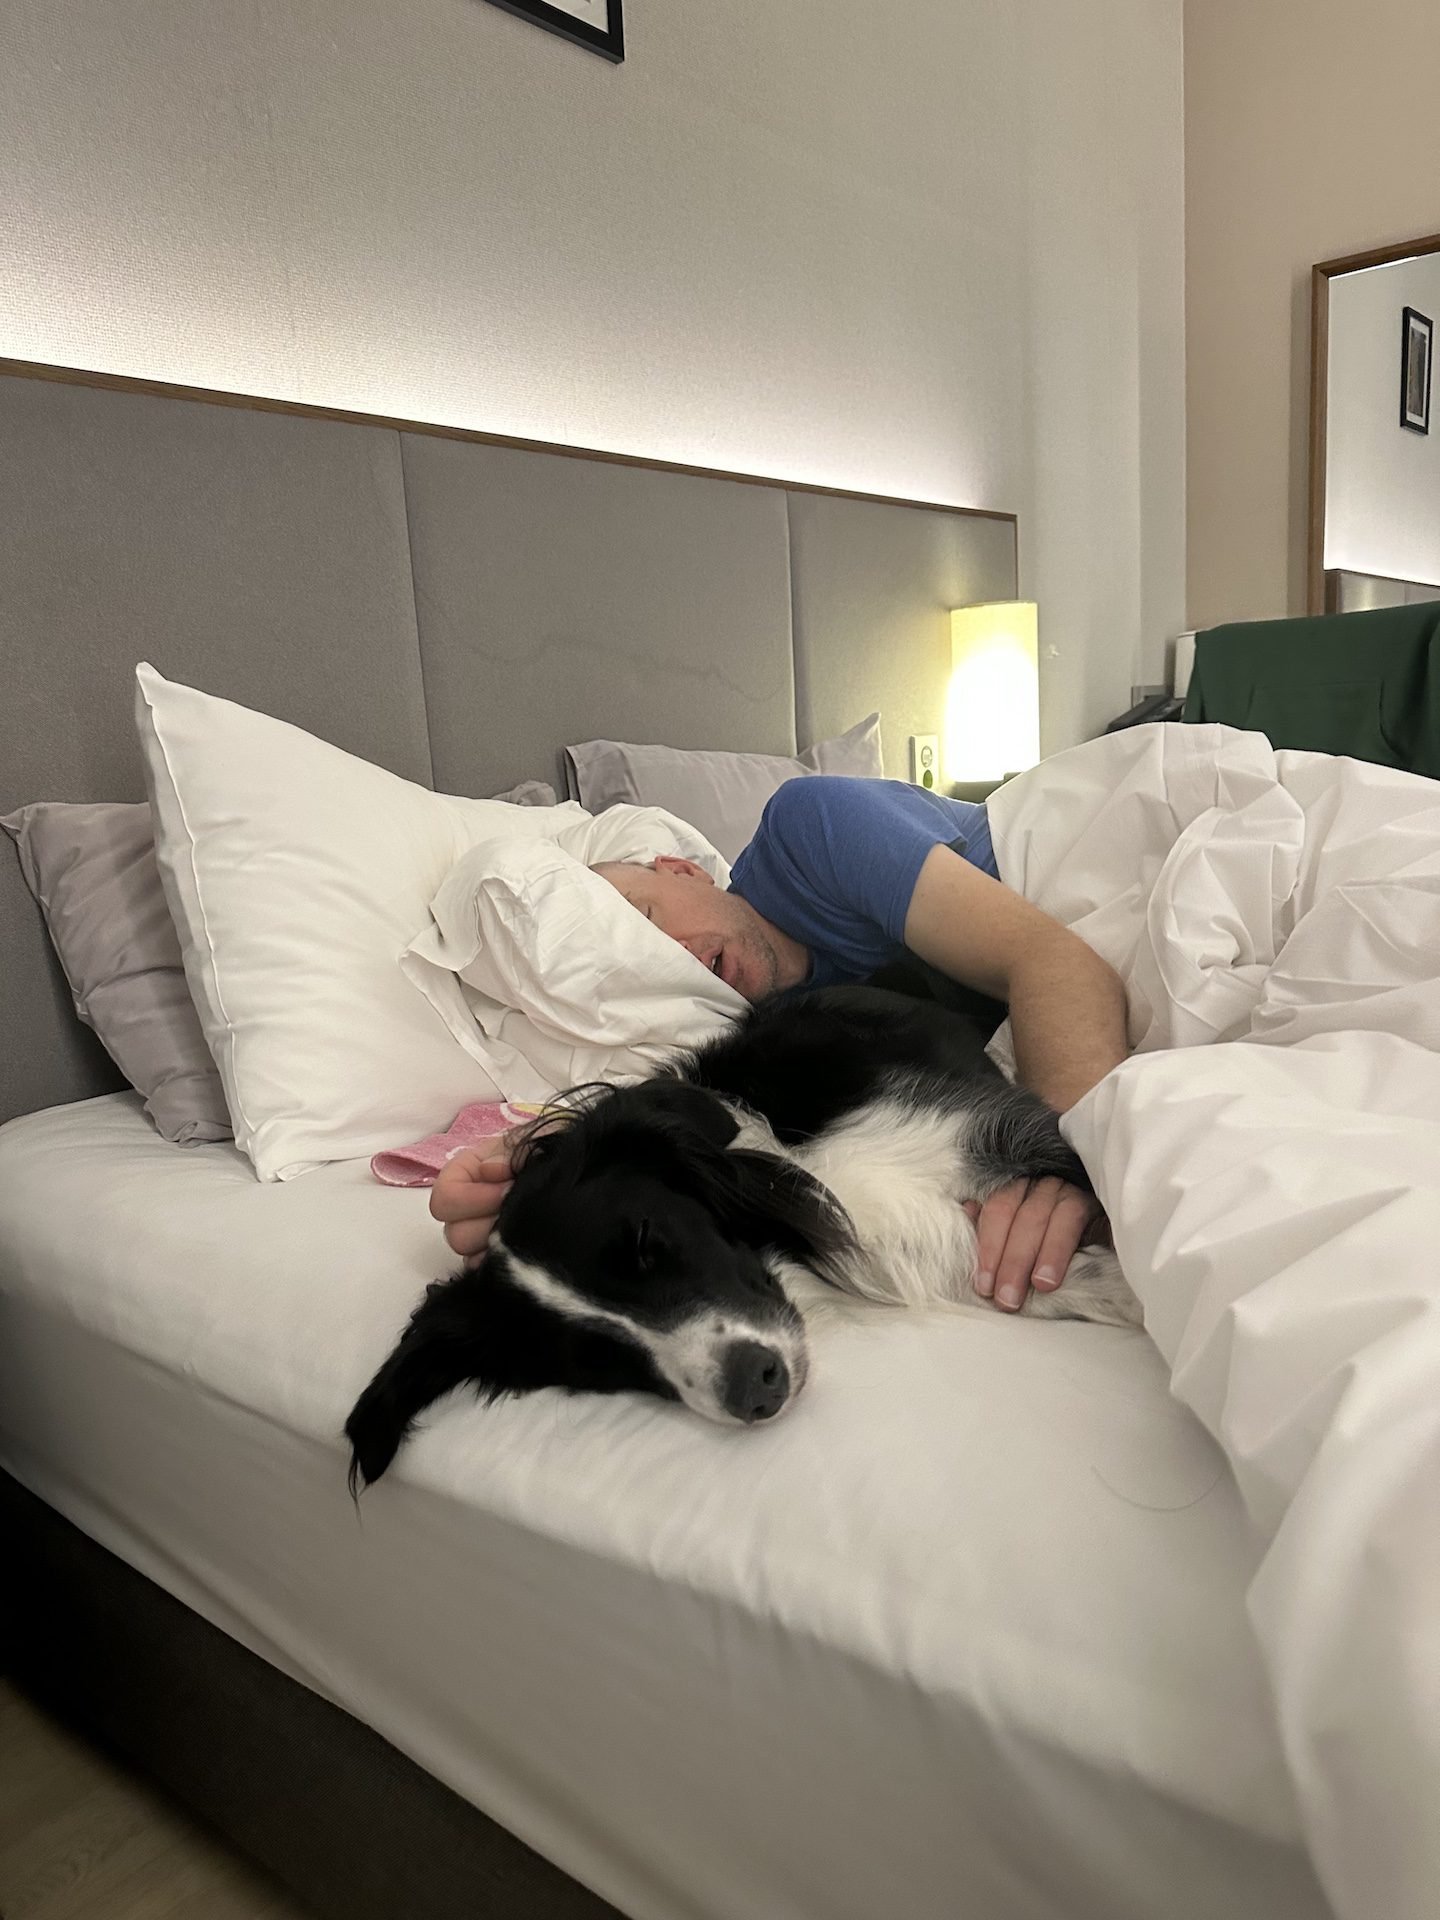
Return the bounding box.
[782,1098,981,1310]
[728,1092,1140,1327]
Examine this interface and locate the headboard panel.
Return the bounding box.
[0,371,433,1125]
[787,491,1020,779]
[0,374,434,797]
[1326,567,1440,615]
[399,435,796,797]
[0,359,1017,1126]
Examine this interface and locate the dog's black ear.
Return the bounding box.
[345,1265,490,1493]
[616,1077,741,1150]
[677,1144,854,1270]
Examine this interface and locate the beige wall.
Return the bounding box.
[1185,0,1440,630]
[1,0,1183,751]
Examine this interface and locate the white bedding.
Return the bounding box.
[989,722,1440,1920]
[0,1094,1328,1920]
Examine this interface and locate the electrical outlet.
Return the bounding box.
[909,734,940,791]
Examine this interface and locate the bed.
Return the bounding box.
[0,358,1356,1920]
[0,1091,1328,1920]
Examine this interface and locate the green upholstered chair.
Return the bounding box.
[1182,603,1440,778]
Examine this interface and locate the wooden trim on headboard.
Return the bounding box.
[0,355,1017,530]
[1307,230,1440,614]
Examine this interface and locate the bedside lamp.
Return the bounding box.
[944,601,1040,799]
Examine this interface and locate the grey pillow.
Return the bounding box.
[3,799,232,1144]
[1,780,557,1148]
[563,714,884,864]
[494,778,561,809]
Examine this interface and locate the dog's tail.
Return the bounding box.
[345,1271,484,1494]
[962,1079,1096,1199]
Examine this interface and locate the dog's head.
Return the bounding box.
[345,1079,850,1488]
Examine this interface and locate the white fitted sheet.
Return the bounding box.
[0,1094,1331,1920]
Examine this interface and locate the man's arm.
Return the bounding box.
[903,843,1129,1307]
[904,843,1129,1102]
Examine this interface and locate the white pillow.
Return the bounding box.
[403,807,746,1099]
[563,713,884,863]
[135,663,583,1181]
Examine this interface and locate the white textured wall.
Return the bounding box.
[1,0,1183,749]
[1019,0,1186,739]
[1326,254,1440,586]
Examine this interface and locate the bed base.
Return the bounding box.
[1,1470,622,1920]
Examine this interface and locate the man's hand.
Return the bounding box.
[429,1136,518,1265]
[966,1179,1109,1312]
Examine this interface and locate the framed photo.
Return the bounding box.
[1401,305,1432,434]
[484,0,624,62]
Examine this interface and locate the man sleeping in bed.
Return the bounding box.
[432,776,1129,1315]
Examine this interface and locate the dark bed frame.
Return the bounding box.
[2,1470,620,1920]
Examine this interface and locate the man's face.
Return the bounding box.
[594,857,800,1003]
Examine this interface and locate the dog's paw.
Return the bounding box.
[1025,1248,1142,1328]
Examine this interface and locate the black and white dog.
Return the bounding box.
[346,986,1136,1487]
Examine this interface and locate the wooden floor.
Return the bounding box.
[0,1677,315,1920]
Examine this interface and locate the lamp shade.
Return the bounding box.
[945,602,1039,783]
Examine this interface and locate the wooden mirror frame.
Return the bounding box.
[1307,230,1440,613]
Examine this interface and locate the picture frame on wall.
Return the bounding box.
[1400,306,1432,434]
[483,0,624,62]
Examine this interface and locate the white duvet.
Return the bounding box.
[988,723,1440,1920]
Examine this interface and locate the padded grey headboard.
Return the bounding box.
[0,358,1017,1126]
[1326,567,1440,614]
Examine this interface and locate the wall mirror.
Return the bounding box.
[1309,231,1440,613]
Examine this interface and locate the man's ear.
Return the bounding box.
[652,855,715,885]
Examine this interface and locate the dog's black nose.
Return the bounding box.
[719,1341,791,1423]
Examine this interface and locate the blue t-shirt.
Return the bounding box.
[728,776,999,986]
